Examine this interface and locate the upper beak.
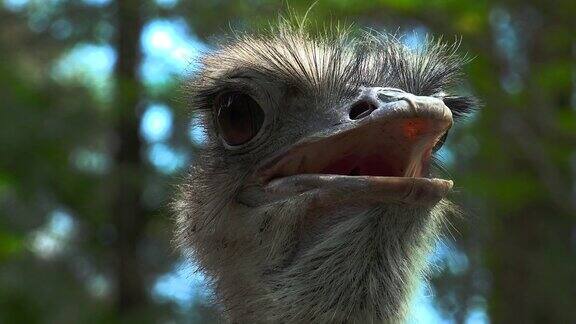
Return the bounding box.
[240,88,454,208]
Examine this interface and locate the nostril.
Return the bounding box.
[378,93,397,103]
[349,100,377,120]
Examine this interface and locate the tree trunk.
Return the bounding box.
[111,0,146,314]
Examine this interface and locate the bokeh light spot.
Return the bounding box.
[29,209,75,259]
[147,143,188,174]
[140,103,173,143]
[152,260,211,309]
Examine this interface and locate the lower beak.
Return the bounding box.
[264,175,453,208]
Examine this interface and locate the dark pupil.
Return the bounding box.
[217,93,265,146]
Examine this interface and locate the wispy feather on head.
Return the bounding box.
[187,18,477,118]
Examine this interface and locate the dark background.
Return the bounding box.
[1,0,575,323]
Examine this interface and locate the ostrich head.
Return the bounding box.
[174,23,476,323]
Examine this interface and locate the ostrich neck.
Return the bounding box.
[218,201,448,323]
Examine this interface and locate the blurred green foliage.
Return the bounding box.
[0,0,574,323]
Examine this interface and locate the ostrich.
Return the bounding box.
[174,22,476,323]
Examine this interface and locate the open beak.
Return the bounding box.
[244,88,454,208]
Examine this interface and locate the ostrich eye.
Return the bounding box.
[216,92,265,146]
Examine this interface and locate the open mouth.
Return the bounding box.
[253,98,454,207]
